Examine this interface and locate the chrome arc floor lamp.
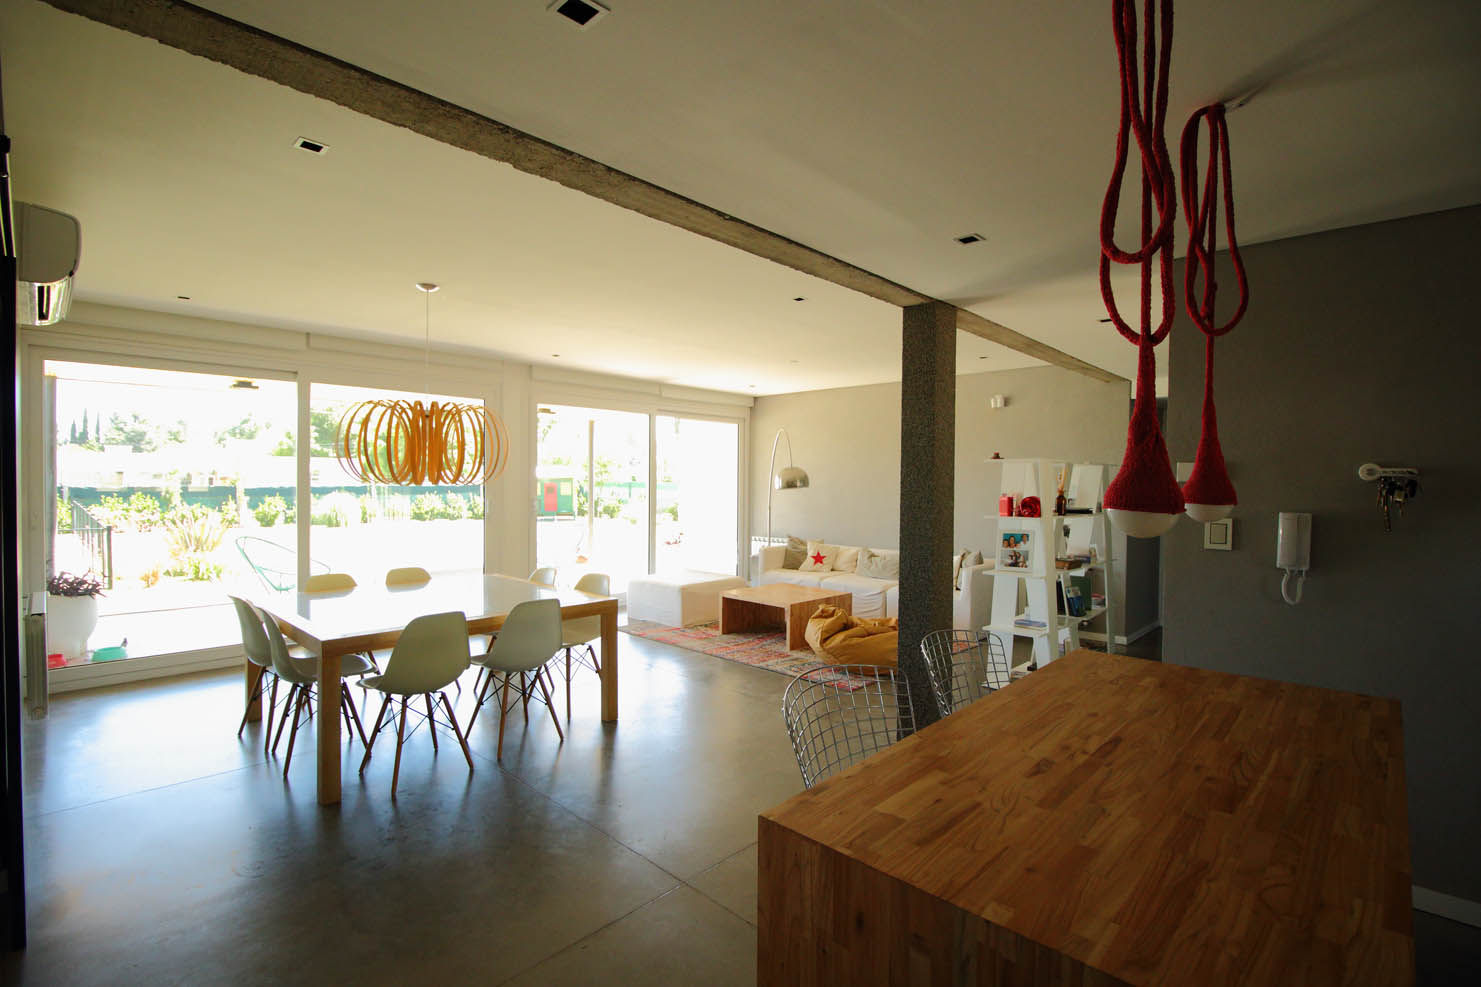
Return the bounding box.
[765,427,810,544]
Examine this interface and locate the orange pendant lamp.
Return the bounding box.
[1178,102,1248,522]
[335,283,509,486]
[1100,0,1184,539]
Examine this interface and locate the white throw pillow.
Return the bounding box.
[798,541,838,572]
[952,550,970,590]
[856,548,900,581]
[834,546,861,573]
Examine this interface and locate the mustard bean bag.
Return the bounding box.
[804,604,900,668]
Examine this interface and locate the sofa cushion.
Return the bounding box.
[819,572,893,619]
[761,569,827,589]
[799,540,838,572]
[782,534,807,569]
[857,548,900,580]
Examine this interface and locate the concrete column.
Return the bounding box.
[898,301,956,731]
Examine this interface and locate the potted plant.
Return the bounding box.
[46,571,104,660]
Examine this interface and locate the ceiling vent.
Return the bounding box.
[955,233,985,245]
[293,136,329,154]
[548,0,609,29]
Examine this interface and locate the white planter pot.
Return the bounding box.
[47,594,100,660]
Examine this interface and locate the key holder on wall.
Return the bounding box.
[1358,463,1420,532]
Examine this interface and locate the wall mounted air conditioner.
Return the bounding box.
[16,201,81,326]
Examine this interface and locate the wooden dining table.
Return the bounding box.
[245,572,620,805]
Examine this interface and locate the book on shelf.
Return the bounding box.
[1013,617,1048,629]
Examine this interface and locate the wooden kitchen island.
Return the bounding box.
[758,650,1412,986]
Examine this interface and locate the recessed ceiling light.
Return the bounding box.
[979,355,988,360]
[293,136,329,155]
[955,233,986,245]
[789,359,800,364]
[552,354,560,358]
[793,296,806,302]
[230,379,259,390]
[548,0,609,29]
[1098,317,1113,323]
[176,295,191,300]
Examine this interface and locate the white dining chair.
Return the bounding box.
[357,611,474,797]
[528,566,557,589]
[229,595,283,754]
[251,603,374,777]
[550,572,608,718]
[467,598,564,760]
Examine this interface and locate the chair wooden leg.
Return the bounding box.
[284,688,307,776]
[263,674,279,756]
[425,694,439,752]
[520,672,530,716]
[496,673,512,761]
[238,667,265,737]
[566,650,573,720]
[360,694,391,775]
[391,697,408,799]
[467,666,494,731]
[344,688,368,747]
[534,668,564,742]
[588,643,600,673]
[440,691,475,773]
[273,683,298,755]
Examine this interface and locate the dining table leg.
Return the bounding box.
[244,659,264,723]
[599,601,618,722]
[317,649,343,805]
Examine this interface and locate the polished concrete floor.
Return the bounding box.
[6,633,793,985]
[7,629,1480,984]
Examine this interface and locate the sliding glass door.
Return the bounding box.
[46,361,297,665]
[655,415,739,575]
[535,401,742,592]
[535,404,650,594]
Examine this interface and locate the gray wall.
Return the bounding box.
[1163,204,1481,904]
[750,364,1129,553]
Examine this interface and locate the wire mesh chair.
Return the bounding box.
[921,629,1012,717]
[781,666,918,789]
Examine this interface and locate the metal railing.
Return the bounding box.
[68,500,113,589]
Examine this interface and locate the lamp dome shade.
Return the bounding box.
[1104,337,1183,538]
[775,466,809,490]
[1182,371,1237,523]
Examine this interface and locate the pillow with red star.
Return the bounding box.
[798,540,839,572]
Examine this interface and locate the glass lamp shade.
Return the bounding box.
[774,466,809,490]
[1185,502,1234,523]
[1106,508,1181,539]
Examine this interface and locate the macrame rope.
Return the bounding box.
[1179,102,1248,335]
[1099,0,1176,345]
[1178,102,1246,510]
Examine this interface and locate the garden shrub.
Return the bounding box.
[253,494,288,527]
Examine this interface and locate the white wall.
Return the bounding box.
[750,364,1130,554]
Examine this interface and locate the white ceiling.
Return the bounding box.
[7,0,1481,394]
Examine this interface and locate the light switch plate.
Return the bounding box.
[1203,518,1233,550]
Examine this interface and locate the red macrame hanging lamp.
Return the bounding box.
[1178,102,1248,522]
[1100,0,1184,538]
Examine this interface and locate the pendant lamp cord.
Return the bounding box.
[1179,102,1249,337]
[1099,0,1176,346]
[423,289,432,403]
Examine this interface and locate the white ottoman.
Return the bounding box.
[628,570,748,626]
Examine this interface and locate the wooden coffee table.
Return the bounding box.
[718,584,852,651]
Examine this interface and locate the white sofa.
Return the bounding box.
[755,544,994,631]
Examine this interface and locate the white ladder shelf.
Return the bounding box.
[984,459,1120,667]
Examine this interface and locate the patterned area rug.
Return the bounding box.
[622,619,864,688]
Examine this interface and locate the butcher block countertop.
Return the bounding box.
[758,650,1412,986]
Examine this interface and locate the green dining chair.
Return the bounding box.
[357,612,475,797]
[467,598,564,760]
[251,603,374,777]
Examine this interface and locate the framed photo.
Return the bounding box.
[997,527,1036,572]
